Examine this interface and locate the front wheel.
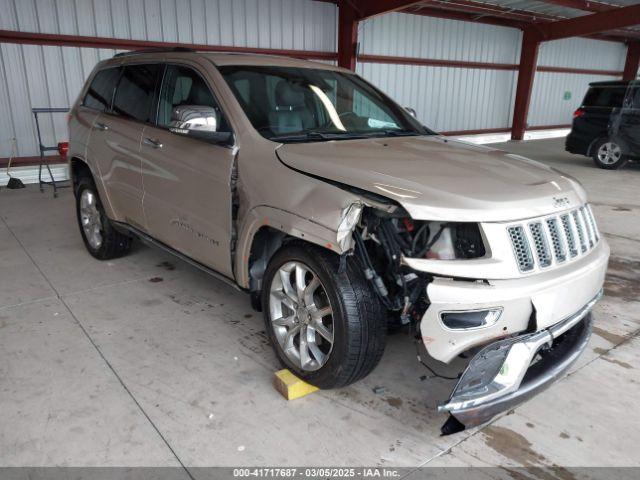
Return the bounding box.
[262,243,386,389]
[593,139,627,169]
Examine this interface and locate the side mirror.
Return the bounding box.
[404,107,417,118]
[169,105,233,145]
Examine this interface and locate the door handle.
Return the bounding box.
[143,137,163,149]
[94,122,109,131]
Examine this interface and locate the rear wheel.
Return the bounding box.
[76,178,132,260]
[592,139,627,169]
[262,243,385,389]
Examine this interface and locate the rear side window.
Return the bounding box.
[83,68,121,111]
[629,87,640,108]
[112,64,161,123]
[582,86,627,108]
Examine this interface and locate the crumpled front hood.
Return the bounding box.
[276,135,587,222]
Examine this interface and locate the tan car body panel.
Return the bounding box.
[68,52,608,368]
[276,136,588,223]
[90,113,147,230]
[68,53,362,285]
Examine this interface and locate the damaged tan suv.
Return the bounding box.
[68,48,609,434]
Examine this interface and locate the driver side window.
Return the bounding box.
[158,65,227,133]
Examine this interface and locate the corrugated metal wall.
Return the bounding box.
[0,0,337,157]
[357,13,521,132]
[358,12,522,63]
[528,38,626,127]
[356,12,627,133]
[356,62,518,133]
[0,2,631,157]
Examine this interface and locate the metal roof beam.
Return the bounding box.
[623,42,640,81]
[534,3,640,41]
[406,0,637,41]
[353,1,425,20]
[337,0,358,69]
[534,0,617,13]
[419,0,559,22]
[405,5,529,29]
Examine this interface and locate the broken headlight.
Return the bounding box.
[387,217,486,260]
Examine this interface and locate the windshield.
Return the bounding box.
[218,65,431,142]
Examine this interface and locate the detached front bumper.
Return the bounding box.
[438,292,599,435]
[420,240,609,363]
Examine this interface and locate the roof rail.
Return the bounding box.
[114,47,195,58]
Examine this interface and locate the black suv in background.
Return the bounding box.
[566,80,639,169]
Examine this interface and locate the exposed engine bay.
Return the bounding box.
[351,205,486,327]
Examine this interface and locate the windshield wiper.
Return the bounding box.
[271,131,369,143]
[271,129,423,143]
[380,129,420,137]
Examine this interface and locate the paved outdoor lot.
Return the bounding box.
[1,138,639,473]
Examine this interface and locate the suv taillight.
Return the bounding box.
[573,108,585,119]
[58,142,69,160]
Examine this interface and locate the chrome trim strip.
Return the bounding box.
[440,313,593,434]
[438,290,602,426]
[549,289,602,339]
[112,221,242,291]
[437,307,504,332]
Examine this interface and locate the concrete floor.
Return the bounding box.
[0,138,639,470]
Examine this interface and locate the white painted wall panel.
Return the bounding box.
[0,1,628,157]
[527,38,626,127]
[357,62,517,133]
[538,38,626,72]
[0,0,337,157]
[528,71,619,127]
[359,13,522,64]
[357,12,625,134]
[358,12,521,132]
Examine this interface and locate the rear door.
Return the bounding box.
[79,67,121,212]
[140,63,236,277]
[615,84,640,156]
[577,85,626,146]
[90,63,162,230]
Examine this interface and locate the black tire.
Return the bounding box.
[75,177,132,260]
[261,242,386,389]
[592,138,627,170]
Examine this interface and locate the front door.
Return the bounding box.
[140,64,235,277]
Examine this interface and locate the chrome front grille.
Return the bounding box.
[508,226,535,272]
[508,205,599,273]
[529,222,552,268]
[545,218,566,263]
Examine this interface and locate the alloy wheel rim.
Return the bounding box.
[268,261,334,371]
[597,142,622,165]
[80,190,103,249]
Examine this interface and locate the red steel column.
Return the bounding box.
[337,0,358,70]
[623,42,640,81]
[511,30,541,141]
